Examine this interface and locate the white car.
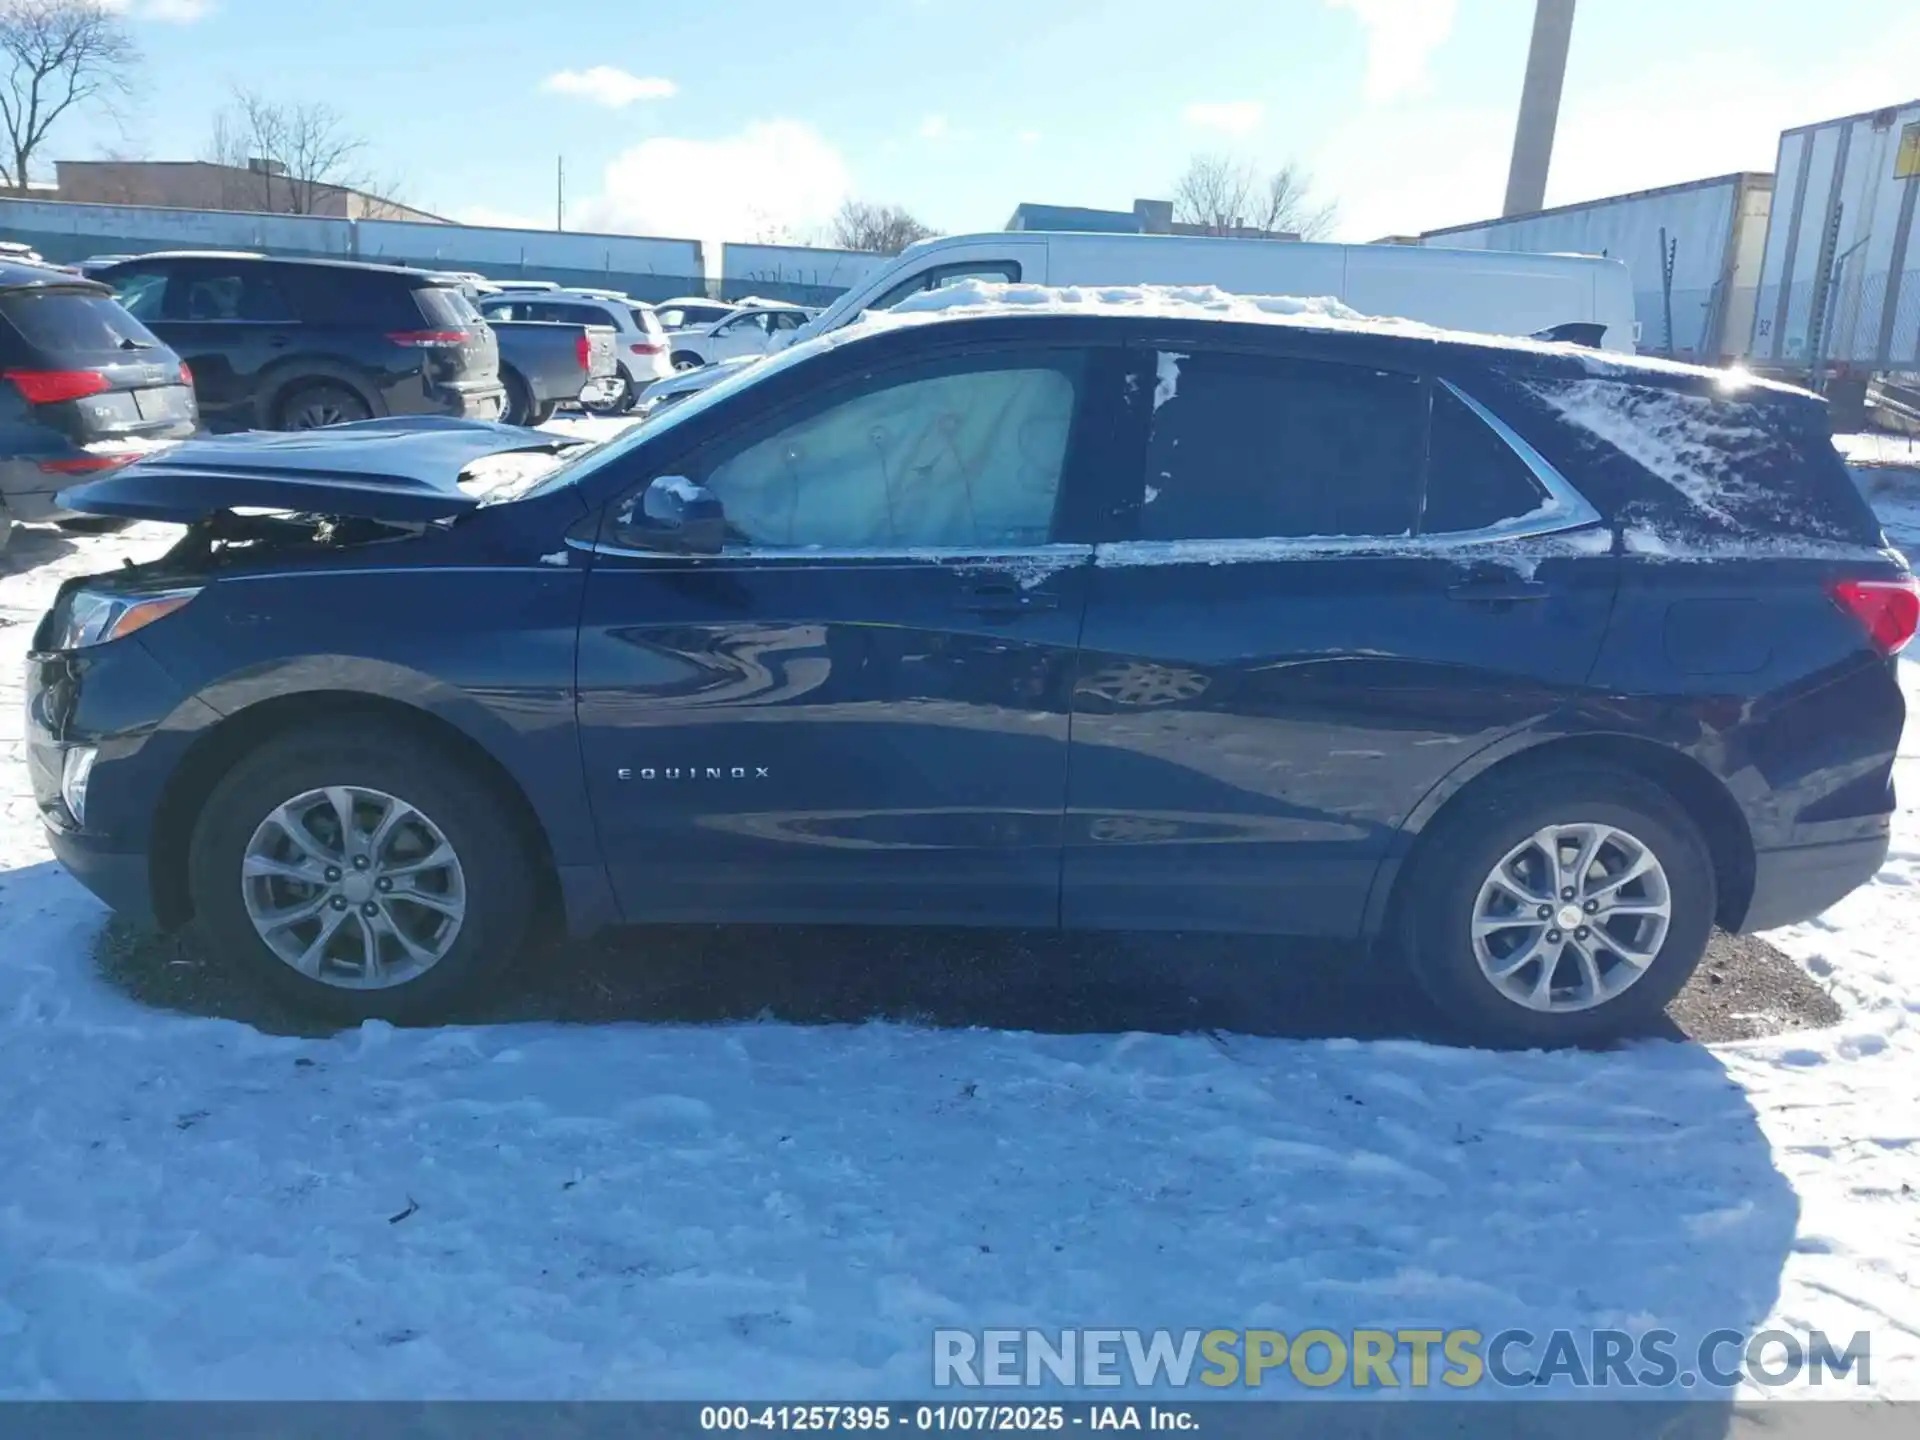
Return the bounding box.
[651,296,738,331]
[477,289,671,412]
[666,304,813,371]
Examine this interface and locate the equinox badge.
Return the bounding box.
[618,766,771,781]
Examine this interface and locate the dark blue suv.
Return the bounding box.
[24,306,1912,1045]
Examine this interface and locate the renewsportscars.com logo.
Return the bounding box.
[932,1328,1873,1391]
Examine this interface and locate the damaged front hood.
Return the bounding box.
[56,415,580,524]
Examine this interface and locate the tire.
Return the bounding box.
[1398,765,1716,1048]
[188,723,536,1024]
[55,516,134,535]
[0,499,12,555]
[276,382,372,431]
[582,367,633,415]
[500,368,534,427]
[671,352,702,372]
[529,399,558,427]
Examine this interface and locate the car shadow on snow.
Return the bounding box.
[0,523,80,577]
[95,909,1836,1047]
[68,872,1815,1428]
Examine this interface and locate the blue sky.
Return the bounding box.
[67,0,1920,245]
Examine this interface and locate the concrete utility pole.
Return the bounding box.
[1502,0,1578,217]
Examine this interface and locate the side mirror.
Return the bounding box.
[622,474,725,555]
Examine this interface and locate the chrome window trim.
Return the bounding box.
[1436,378,1603,538]
[572,536,1095,564]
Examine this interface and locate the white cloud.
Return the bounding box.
[918,114,951,140]
[1327,0,1457,103]
[540,66,677,109]
[572,120,851,244]
[1182,101,1265,137]
[102,0,216,20]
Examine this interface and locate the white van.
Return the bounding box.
[640,231,1635,410]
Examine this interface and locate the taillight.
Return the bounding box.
[178,361,193,385]
[36,453,136,475]
[386,330,470,348]
[575,333,591,370]
[631,341,663,355]
[6,368,111,404]
[1829,577,1920,654]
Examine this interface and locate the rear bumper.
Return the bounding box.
[1739,833,1890,932]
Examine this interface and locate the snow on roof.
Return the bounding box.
[869,280,1812,391]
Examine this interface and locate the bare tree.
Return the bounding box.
[202,86,405,215]
[830,198,935,254]
[0,0,138,191]
[1171,153,1336,240]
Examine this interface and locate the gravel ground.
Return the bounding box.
[95,918,1839,1046]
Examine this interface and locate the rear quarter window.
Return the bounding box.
[0,290,161,355]
[414,285,480,327]
[1503,373,1881,548]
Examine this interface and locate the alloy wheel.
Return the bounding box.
[241,785,467,990]
[1470,822,1672,1013]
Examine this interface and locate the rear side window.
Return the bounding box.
[414,286,479,327]
[1141,353,1424,540]
[631,307,663,337]
[0,290,162,354]
[1422,385,1548,533]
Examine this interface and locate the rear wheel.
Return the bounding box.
[188,724,536,1023]
[671,352,702,372]
[528,399,558,426]
[277,382,371,431]
[1399,765,1716,1047]
[500,368,534,426]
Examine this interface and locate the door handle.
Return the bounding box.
[954,584,1058,616]
[1446,572,1550,604]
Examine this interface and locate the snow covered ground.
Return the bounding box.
[0,440,1916,1402]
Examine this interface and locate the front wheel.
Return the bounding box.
[671,352,702,372]
[188,725,536,1023]
[1400,766,1716,1048]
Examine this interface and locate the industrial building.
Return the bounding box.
[50,159,445,224]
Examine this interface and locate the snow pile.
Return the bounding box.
[888,280,1364,326]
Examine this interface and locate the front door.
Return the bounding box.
[1062,346,1619,937]
[576,343,1118,926]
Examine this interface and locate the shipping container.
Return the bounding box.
[1750,98,1920,375]
[1419,172,1773,364]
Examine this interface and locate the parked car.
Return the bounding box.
[29,298,1907,1047]
[486,314,619,425]
[653,229,1639,406]
[665,302,813,371]
[92,253,504,431]
[652,296,739,332]
[476,290,669,412]
[0,259,197,551]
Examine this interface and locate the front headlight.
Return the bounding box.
[50,586,201,651]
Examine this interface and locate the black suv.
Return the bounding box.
[27,306,1910,1046]
[0,258,197,549]
[92,253,503,432]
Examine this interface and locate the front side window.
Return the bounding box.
[1141,352,1424,541]
[715,312,773,338]
[690,357,1080,550]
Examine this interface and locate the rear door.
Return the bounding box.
[1063,343,1619,937]
[576,340,1122,926]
